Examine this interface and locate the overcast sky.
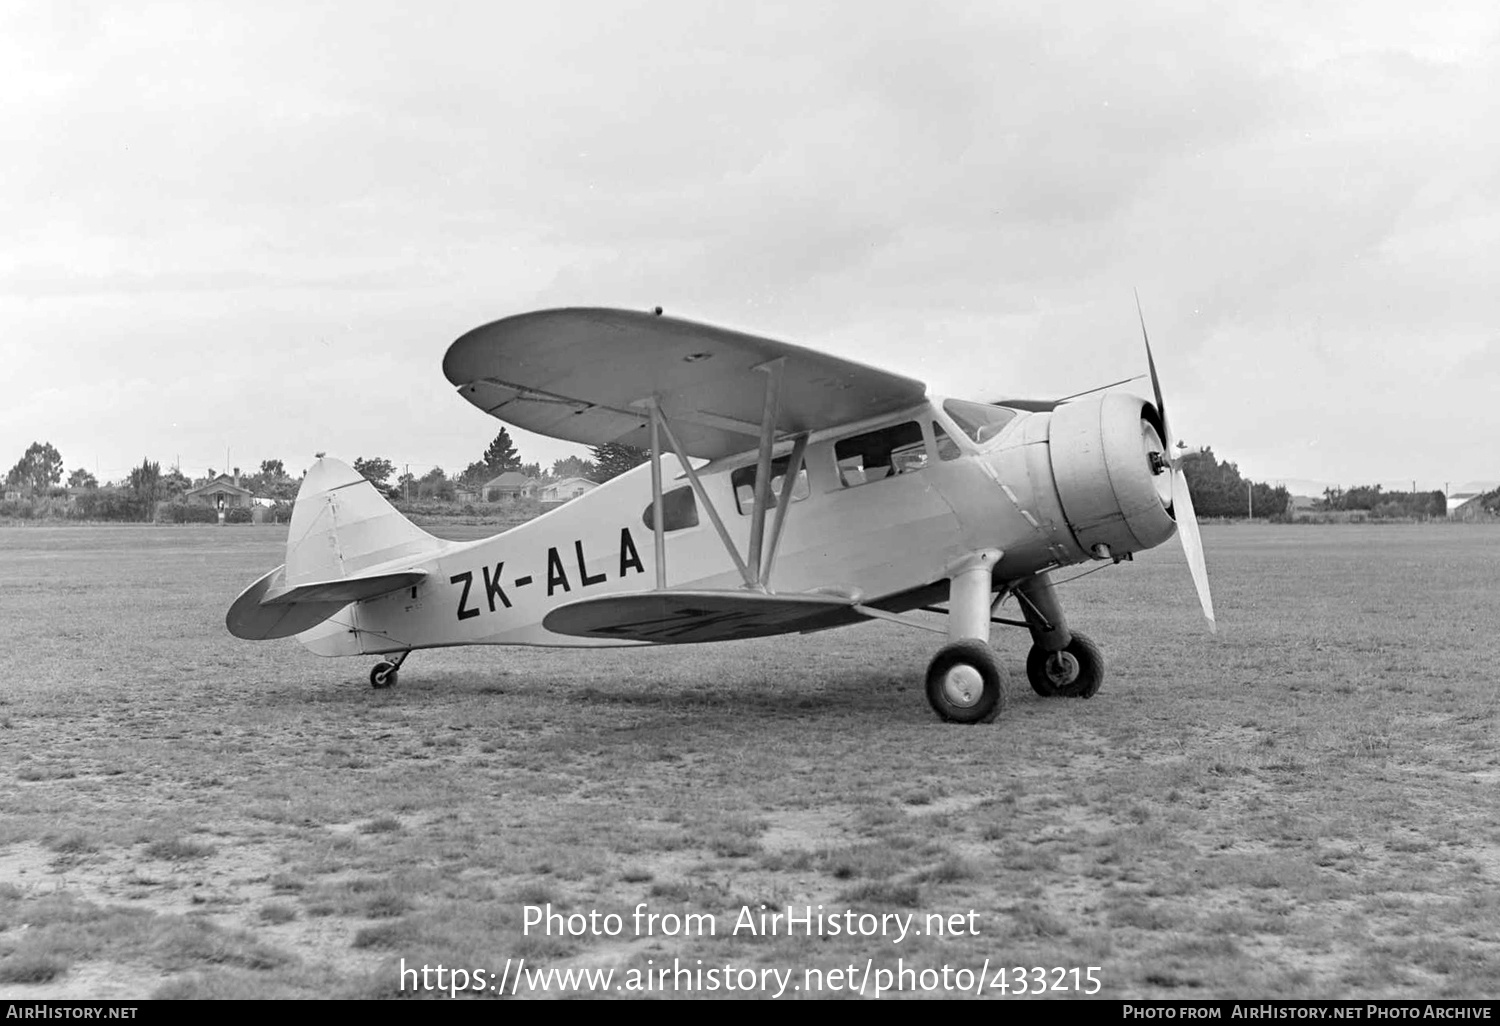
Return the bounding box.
[4,0,1497,494]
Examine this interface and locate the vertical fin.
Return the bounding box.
[285,458,443,585]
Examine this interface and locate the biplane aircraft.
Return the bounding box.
[228,307,1214,723]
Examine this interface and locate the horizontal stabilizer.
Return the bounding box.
[226,565,425,641]
[264,569,427,606]
[543,590,859,644]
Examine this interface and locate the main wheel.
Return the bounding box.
[925,639,1005,724]
[1026,632,1104,698]
[370,662,398,689]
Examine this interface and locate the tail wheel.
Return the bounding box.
[1026,632,1104,698]
[925,639,1005,724]
[370,662,398,689]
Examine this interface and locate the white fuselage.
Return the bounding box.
[299,395,1165,657]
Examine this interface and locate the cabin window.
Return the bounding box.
[934,422,962,461]
[942,399,1017,444]
[732,456,810,515]
[834,420,926,486]
[641,486,699,531]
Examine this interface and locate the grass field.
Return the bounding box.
[1,522,1497,999]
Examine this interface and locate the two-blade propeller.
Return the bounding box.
[1137,296,1217,633]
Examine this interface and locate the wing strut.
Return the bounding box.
[649,408,666,590]
[761,433,807,588]
[644,400,758,589]
[744,358,785,579]
[636,363,804,593]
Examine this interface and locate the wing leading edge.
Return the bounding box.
[442,308,928,460]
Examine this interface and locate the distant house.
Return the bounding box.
[481,471,539,502]
[539,477,598,504]
[1447,480,1499,519]
[1288,495,1318,519]
[184,472,255,510]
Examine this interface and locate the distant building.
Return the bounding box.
[481,471,539,502]
[184,471,255,510]
[539,477,598,504]
[1447,480,1500,519]
[1288,495,1319,519]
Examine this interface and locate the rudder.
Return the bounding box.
[285,457,444,585]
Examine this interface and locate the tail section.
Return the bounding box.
[226,457,448,642]
[285,457,441,585]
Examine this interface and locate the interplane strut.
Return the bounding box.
[635,362,805,593]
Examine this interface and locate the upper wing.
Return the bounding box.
[442,308,928,460]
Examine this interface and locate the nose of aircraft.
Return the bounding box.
[1047,392,1177,559]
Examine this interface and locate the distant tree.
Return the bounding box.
[352,457,396,488]
[127,459,162,522]
[1323,483,1447,519]
[483,429,520,474]
[6,442,64,494]
[519,461,542,480]
[456,460,491,491]
[417,466,455,501]
[1177,446,1288,519]
[1179,447,1234,516]
[159,466,192,500]
[246,458,296,500]
[551,455,598,481]
[589,442,650,483]
[67,468,98,490]
[1250,480,1292,519]
[1343,484,1384,511]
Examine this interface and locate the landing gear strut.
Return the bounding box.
[1014,573,1106,699]
[924,549,1008,724]
[370,650,410,690]
[879,558,1110,720]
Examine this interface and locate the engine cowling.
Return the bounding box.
[1047,392,1177,558]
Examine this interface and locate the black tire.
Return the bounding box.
[1026,632,1104,698]
[925,639,1005,724]
[370,662,398,689]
